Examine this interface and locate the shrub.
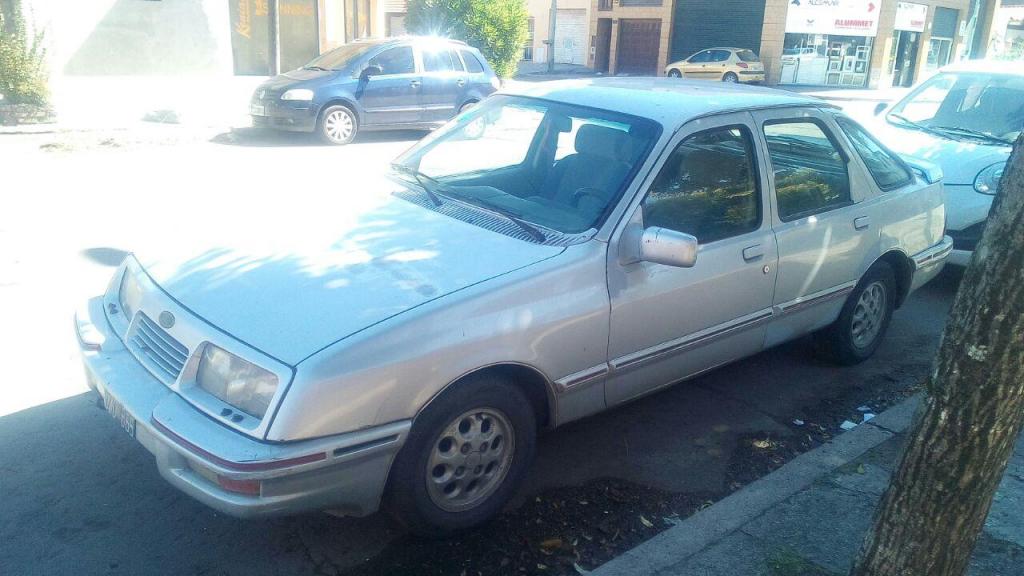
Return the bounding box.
[406,0,528,78]
[0,0,48,106]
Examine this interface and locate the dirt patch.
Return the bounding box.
[344,479,717,576]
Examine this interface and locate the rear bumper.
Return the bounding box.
[910,235,953,291]
[738,70,765,83]
[76,296,410,518]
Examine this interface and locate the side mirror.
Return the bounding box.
[639,227,698,268]
[873,102,887,116]
[361,64,383,79]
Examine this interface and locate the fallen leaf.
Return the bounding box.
[857,463,866,474]
[541,537,562,549]
[639,515,655,528]
[574,562,591,575]
[537,563,548,571]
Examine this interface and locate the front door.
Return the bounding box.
[357,45,421,125]
[606,113,779,405]
[419,46,468,123]
[751,109,867,347]
[681,50,711,78]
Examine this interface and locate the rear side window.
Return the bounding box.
[423,48,456,72]
[763,120,851,222]
[711,50,731,62]
[737,50,759,62]
[368,46,415,75]
[835,117,913,191]
[460,49,484,73]
[643,125,761,243]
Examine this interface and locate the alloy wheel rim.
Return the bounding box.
[425,407,515,513]
[724,74,738,83]
[851,281,887,349]
[325,110,353,142]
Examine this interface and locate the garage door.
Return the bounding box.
[554,9,587,65]
[617,19,661,76]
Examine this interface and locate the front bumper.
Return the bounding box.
[75,296,410,518]
[250,100,318,132]
[910,235,954,291]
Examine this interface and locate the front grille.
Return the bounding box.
[130,313,188,383]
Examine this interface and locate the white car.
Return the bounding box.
[76,79,950,534]
[870,60,1022,265]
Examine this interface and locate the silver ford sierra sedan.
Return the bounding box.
[76,78,952,534]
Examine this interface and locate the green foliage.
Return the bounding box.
[0,0,48,106]
[406,0,528,78]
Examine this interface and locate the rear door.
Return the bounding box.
[706,49,731,79]
[751,108,868,347]
[357,45,420,126]
[419,46,467,123]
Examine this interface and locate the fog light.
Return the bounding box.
[217,476,261,496]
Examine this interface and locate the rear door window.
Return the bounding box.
[711,50,731,62]
[763,120,852,221]
[423,48,456,72]
[460,49,484,73]
[835,117,913,191]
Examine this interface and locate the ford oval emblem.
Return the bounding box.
[158,311,176,329]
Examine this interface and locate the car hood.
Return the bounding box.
[261,68,337,90]
[136,190,564,365]
[866,119,1011,185]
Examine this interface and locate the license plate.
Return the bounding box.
[104,393,136,439]
[250,104,265,116]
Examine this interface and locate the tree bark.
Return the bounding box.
[850,135,1024,576]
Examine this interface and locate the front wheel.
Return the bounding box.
[667,69,682,78]
[318,105,358,145]
[723,72,739,83]
[816,262,896,365]
[384,374,537,536]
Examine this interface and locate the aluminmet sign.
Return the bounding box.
[785,0,882,37]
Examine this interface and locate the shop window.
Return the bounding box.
[523,17,535,61]
[763,120,851,222]
[643,126,761,243]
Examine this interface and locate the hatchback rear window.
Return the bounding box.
[460,49,485,73]
[737,50,759,62]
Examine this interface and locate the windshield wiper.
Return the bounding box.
[390,163,445,206]
[467,198,547,243]
[887,113,952,140]
[931,125,1013,146]
[303,65,330,71]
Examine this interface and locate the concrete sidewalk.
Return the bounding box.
[594,395,1024,576]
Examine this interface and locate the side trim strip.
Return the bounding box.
[774,281,856,316]
[554,364,610,393]
[611,308,775,372]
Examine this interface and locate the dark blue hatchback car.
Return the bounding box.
[250,37,500,145]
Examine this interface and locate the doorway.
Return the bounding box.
[616,19,661,76]
[891,30,921,87]
[594,18,612,73]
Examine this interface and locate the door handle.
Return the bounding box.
[410,79,421,88]
[742,244,764,262]
[456,78,466,87]
[854,216,871,230]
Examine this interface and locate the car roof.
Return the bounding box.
[940,59,1024,76]
[502,77,832,127]
[369,35,471,50]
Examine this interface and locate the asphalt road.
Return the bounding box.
[0,123,958,575]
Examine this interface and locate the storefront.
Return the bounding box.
[889,2,927,86]
[925,7,961,74]
[778,0,880,87]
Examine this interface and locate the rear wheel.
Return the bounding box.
[667,69,682,78]
[723,72,739,83]
[816,262,896,365]
[318,105,357,145]
[385,374,537,536]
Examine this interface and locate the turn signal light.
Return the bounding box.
[217,476,261,496]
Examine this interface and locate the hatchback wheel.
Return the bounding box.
[318,105,357,145]
[385,374,536,536]
[816,262,896,365]
[723,72,739,83]
[667,69,682,78]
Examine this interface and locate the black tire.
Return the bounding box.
[723,72,739,83]
[816,262,896,365]
[384,374,537,536]
[317,105,358,145]
[667,69,682,78]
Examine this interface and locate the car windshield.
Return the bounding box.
[303,42,379,70]
[392,95,661,236]
[736,50,759,62]
[887,72,1024,145]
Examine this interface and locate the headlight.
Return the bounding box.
[118,269,144,321]
[197,344,279,419]
[974,162,1005,195]
[281,88,314,101]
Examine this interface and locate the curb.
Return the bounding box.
[591,394,923,576]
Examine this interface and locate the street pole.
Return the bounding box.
[547,0,557,73]
[269,0,280,75]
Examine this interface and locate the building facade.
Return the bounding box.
[589,0,998,87]
[524,0,593,66]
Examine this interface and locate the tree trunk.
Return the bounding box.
[850,136,1024,576]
